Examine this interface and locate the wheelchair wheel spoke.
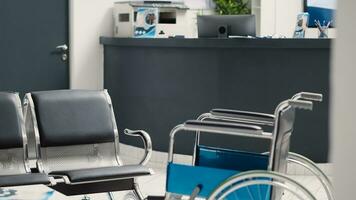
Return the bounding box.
[264,190,269,200]
[257,184,262,200]
[233,191,240,200]
[246,185,255,200]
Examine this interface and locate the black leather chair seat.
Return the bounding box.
[0,173,50,187]
[51,165,152,183]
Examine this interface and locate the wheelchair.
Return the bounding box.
[165,92,334,200]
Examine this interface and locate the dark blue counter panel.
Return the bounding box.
[101,37,331,162]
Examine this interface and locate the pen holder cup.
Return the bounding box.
[318,27,329,38]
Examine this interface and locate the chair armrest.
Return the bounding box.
[184,120,270,139]
[168,121,271,162]
[124,129,152,166]
[210,109,275,126]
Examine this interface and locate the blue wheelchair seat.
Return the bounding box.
[166,146,271,199]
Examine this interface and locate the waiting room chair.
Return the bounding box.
[23,90,153,199]
[0,92,51,187]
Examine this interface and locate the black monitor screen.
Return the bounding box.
[197,15,256,38]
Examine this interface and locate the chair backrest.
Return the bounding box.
[0,92,29,175]
[23,90,121,173]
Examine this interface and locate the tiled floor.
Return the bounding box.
[0,145,333,200]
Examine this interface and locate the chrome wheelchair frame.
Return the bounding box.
[195,92,333,200]
[165,92,333,200]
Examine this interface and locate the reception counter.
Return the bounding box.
[100,37,331,162]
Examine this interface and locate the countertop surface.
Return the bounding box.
[100,37,331,49]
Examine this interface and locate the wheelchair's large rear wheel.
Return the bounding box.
[207,170,317,200]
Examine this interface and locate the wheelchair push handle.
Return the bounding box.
[288,100,313,110]
[292,92,323,102]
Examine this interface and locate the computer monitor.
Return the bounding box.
[197,15,256,38]
[304,0,336,28]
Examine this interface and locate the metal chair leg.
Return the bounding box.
[133,180,146,200]
[81,195,91,200]
[107,192,115,200]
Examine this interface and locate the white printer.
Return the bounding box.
[113,0,193,38]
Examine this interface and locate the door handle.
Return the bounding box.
[55,44,68,61]
[56,44,68,51]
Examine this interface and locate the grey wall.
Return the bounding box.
[331,0,356,199]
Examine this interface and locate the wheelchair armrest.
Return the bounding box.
[124,129,152,166]
[210,109,275,126]
[184,120,269,139]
